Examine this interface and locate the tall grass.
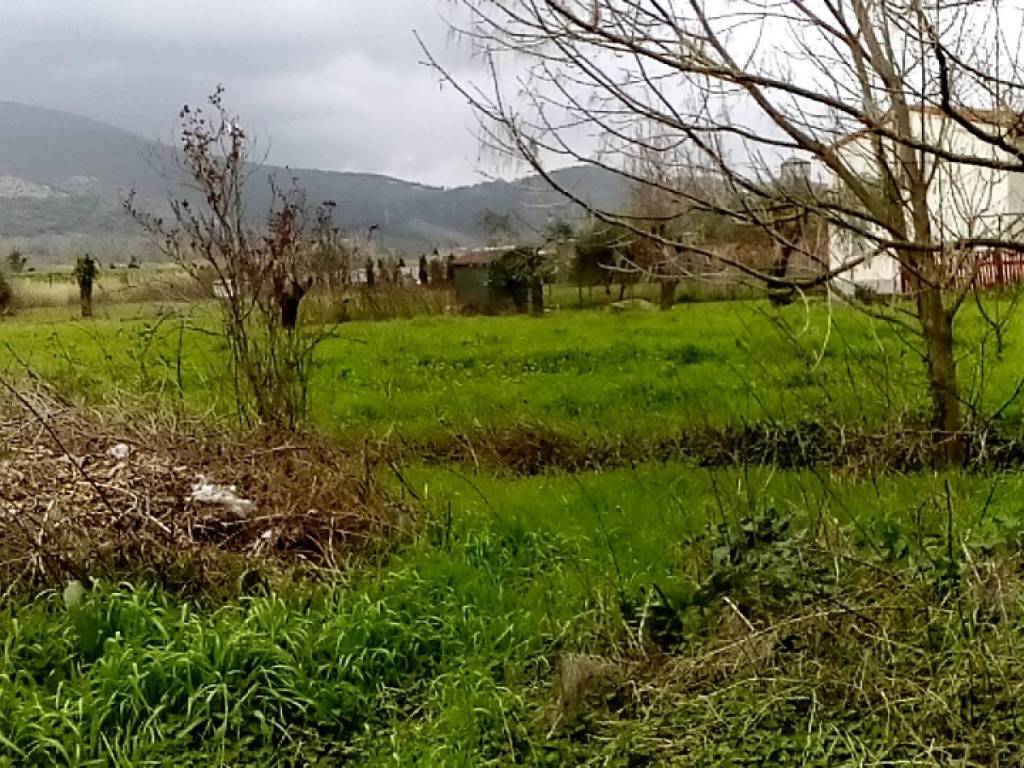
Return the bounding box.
[3,294,1024,763]
[9,275,79,309]
[8,269,203,311]
[300,284,456,324]
[2,465,1023,765]
[2,298,1012,441]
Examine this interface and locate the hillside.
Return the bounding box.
[0,101,627,256]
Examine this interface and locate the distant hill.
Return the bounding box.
[0,101,628,258]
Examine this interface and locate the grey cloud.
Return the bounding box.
[0,1,490,185]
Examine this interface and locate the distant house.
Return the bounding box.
[212,279,231,300]
[830,106,1024,294]
[397,265,420,285]
[451,247,514,312]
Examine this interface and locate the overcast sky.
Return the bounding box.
[0,1,497,187]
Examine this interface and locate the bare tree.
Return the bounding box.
[127,87,333,429]
[307,202,352,289]
[74,254,98,319]
[429,0,1024,463]
[625,140,698,309]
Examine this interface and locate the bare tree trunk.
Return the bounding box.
[278,278,310,331]
[918,285,962,464]
[281,293,301,330]
[767,244,797,305]
[529,277,544,316]
[659,279,677,310]
[80,285,93,318]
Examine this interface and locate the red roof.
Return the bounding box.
[452,248,510,267]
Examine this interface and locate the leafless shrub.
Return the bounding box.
[127,87,336,428]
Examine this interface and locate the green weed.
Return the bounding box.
[2,465,1022,764]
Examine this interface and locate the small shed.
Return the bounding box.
[452,247,513,312]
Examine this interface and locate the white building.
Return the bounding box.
[830,107,1024,295]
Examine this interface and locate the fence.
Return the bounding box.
[964,250,1024,289]
[899,250,1024,293]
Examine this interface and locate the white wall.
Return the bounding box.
[830,110,1024,293]
[830,228,901,295]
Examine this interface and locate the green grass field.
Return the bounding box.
[8,462,1024,768]
[4,464,1024,765]
[8,297,1021,440]
[3,297,1024,765]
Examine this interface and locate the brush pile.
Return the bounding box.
[0,389,401,594]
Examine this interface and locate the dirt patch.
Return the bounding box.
[402,420,1024,475]
[0,391,404,595]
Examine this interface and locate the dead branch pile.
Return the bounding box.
[0,390,402,595]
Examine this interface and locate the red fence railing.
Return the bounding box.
[967,250,1024,288]
[900,250,1024,293]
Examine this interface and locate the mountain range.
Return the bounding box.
[0,101,627,258]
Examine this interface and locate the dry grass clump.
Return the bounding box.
[400,418,1024,477]
[297,284,455,324]
[0,387,404,595]
[7,271,205,310]
[6,277,79,308]
[544,506,1024,764]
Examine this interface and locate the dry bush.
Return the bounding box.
[128,88,336,429]
[0,387,406,596]
[119,271,207,304]
[301,284,455,323]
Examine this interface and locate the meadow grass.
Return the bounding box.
[4,294,1024,442]
[5,297,1024,764]
[0,298,956,441]
[7,267,199,311]
[2,464,1022,765]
